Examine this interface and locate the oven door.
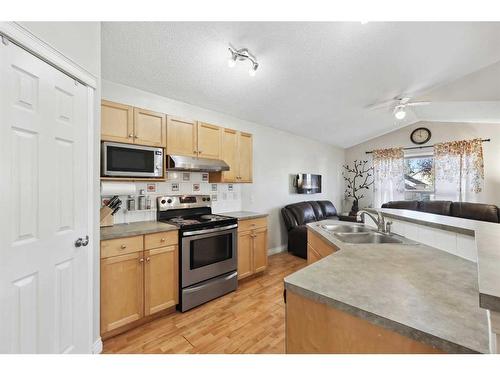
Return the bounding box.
[102,142,163,177]
[181,224,237,288]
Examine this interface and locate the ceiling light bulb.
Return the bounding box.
[394,106,406,120]
[248,68,256,77]
[227,58,236,68]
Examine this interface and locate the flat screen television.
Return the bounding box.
[295,174,322,194]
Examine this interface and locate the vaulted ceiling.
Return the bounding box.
[101,22,500,148]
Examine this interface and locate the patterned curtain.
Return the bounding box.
[434,139,484,202]
[372,147,405,208]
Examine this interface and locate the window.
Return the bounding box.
[404,154,435,201]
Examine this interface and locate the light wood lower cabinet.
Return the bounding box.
[100,251,144,333]
[144,245,178,315]
[286,290,443,354]
[100,231,178,337]
[307,228,338,264]
[237,217,268,280]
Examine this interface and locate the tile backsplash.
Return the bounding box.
[102,172,242,225]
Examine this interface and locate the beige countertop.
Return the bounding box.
[284,220,489,353]
[220,211,268,220]
[100,221,178,241]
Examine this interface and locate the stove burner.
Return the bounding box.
[169,217,201,225]
[200,214,221,221]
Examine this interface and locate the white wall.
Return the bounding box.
[102,79,345,252]
[345,121,500,209]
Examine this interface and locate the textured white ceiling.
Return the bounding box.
[101,22,500,148]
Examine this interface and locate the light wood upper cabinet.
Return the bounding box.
[100,251,144,334]
[167,116,197,156]
[101,100,134,143]
[197,122,222,159]
[210,129,253,183]
[144,245,178,315]
[238,132,253,182]
[134,107,166,147]
[237,217,268,280]
[220,128,238,181]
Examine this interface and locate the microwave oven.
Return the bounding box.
[101,142,164,178]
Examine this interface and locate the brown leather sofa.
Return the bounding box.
[281,200,339,259]
[381,200,500,223]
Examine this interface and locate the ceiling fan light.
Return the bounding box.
[394,106,406,120]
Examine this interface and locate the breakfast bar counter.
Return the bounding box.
[284,220,489,354]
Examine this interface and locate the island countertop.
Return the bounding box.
[373,208,500,312]
[100,221,178,241]
[284,220,489,354]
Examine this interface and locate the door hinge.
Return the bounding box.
[1,35,9,46]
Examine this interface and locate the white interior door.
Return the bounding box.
[0,39,91,353]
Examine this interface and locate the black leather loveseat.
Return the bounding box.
[381,200,500,223]
[281,201,339,259]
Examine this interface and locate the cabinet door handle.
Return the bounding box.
[128,133,134,138]
[120,244,127,249]
[146,257,151,262]
[139,258,144,263]
[198,150,203,153]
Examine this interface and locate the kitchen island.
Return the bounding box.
[284,220,489,354]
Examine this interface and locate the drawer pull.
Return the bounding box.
[120,244,127,249]
[160,238,166,242]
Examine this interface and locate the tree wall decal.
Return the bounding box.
[343,160,374,216]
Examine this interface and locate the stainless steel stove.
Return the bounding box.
[157,195,238,312]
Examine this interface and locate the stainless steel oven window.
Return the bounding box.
[181,227,237,288]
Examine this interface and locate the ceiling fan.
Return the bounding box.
[367,97,431,120]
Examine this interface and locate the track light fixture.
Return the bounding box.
[228,45,259,77]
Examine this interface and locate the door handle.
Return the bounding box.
[75,235,89,248]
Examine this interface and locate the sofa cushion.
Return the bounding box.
[451,202,500,223]
[418,200,452,216]
[286,202,317,226]
[317,200,338,218]
[309,201,325,220]
[381,200,419,210]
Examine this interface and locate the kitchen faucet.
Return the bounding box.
[356,210,390,233]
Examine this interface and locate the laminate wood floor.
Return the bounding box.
[103,252,306,354]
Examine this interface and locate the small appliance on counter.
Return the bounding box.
[157,195,238,312]
[100,195,122,227]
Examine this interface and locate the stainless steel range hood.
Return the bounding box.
[167,155,230,172]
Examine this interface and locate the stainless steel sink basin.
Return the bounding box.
[320,224,372,233]
[333,232,403,244]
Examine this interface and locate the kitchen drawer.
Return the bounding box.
[238,217,267,232]
[101,236,144,259]
[144,231,178,250]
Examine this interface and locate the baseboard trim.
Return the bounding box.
[92,337,103,354]
[268,245,287,256]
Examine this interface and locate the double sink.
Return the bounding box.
[319,224,404,244]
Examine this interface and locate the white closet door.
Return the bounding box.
[0,40,91,353]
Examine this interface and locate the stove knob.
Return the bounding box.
[206,197,211,201]
[202,197,207,201]
[167,198,173,204]
[160,199,166,205]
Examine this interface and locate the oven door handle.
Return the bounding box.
[183,224,238,237]
[183,271,238,294]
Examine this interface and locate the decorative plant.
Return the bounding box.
[343,160,374,215]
